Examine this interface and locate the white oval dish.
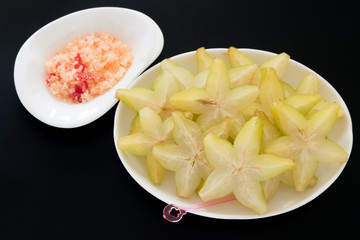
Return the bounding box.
[113,48,353,219]
[14,7,163,128]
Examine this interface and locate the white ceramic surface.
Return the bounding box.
[113,48,353,219]
[14,7,164,128]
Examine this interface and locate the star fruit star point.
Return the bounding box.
[152,111,212,198]
[117,107,174,185]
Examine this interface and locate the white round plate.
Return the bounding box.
[113,48,353,219]
[14,7,163,128]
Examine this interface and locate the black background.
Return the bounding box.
[0,0,359,239]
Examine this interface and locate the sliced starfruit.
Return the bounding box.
[256,111,281,152]
[194,64,260,89]
[265,101,348,191]
[203,117,234,140]
[262,176,281,201]
[259,67,285,122]
[241,102,266,120]
[256,112,285,202]
[198,117,295,214]
[260,52,290,79]
[116,70,179,119]
[307,100,345,118]
[161,58,195,90]
[117,107,174,185]
[129,114,141,135]
[193,70,209,89]
[170,58,259,138]
[152,111,212,198]
[195,47,261,88]
[146,152,166,186]
[281,80,295,98]
[295,72,344,118]
[196,47,214,72]
[228,46,255,67]
[284,93,322,115]
[229,64,259,88]
[262,172,318,201]
[258,68,322,121]
[227,47,261,85]
[116,46,349,213]
[295,72,319,94]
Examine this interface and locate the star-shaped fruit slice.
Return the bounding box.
[265,101,348,191]
[259,52,290,79]
[259,67,285,122]
[228,46,255,66]
[244,68,322,122]
[198,117,295,214]
[196,47,214,72]
[294,72,344,118]
[161,59,197,90]
[195,47,260,89]
[170,58,259,138]
[194,63,260,89]
[152,111,212,198]
[228,47,261,85]
[117,107,174,185]
[115,69,179,119]
[262,171,318,201]
[195,47,261,88]
[295,72,319,94]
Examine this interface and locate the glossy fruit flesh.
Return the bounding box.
[265,101,348,191]
[170,58,259,139]
[153,112,212,197]
[199,117,295,214]
[117,107,174,185]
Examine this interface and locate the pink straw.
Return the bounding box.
[163,194,237,222]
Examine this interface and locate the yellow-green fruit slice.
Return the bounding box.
[203,117,234,140]
[117,133,154,156]
[171,58,259,136]
[229,64,259,88]
[262,171,318,201]
[294,72,344,118]
[257,112,284,202]
[196,47,214,72]
[284,93,322,115]
[194,69,209,89]
[129,114,141,134]
[152,111,212,198]
[161,58,195,90]
[117,107,174,185]
[262,176,281,201]
[194,64,260,89]
[146,152,166,185]
[281,80,295,98]
[260,52,290,79]
[280,171,318,188]
[199,117,295,214]
[241,69,320,122]
[256,112,281,152]
[307,99,345,119]
[116,70,179,119]
[295,72,319,94]
[265,101,348,191]
[259,67,285,122]
[228,47,255,67]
